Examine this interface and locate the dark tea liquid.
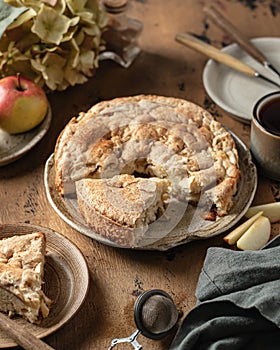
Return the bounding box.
[258,96,280,136]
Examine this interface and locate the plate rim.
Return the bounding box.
[0,102,52,166]
[202,37,280,123]
[0,223,90,347]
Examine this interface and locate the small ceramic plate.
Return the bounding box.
[0,223,89,348]
[0,104,52,166]
[44,132,257,251]
[203,37,280,123]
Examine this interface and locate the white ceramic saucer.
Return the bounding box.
[203,37,280,123]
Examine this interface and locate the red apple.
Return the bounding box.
[0,74,48,134]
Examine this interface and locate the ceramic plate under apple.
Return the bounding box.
[0,103,52,166]
[203,37,280,123]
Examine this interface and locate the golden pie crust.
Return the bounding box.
[54,95,240,247]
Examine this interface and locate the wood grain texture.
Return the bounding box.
[203,5,268,63]
[0,0,279,348]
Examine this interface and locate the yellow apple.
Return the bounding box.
[0,74,48,134]
[223,211,263,245]
[245,202,280,223]
[236,216,271,251]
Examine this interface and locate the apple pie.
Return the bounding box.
[0,232,52,324]
[54,95,240,246]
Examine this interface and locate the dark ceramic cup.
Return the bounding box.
[251,91,280,181]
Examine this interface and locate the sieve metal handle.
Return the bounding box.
[108,329,142,350]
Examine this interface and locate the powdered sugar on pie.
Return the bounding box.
[54,95,240,247]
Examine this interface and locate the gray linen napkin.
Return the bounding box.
[170,235,280,349]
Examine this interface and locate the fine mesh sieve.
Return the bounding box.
[134,289,179,339]
[108,289,179,349]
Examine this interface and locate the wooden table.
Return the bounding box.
[0,1,279,349]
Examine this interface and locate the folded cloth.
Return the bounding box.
[170,235,280,350]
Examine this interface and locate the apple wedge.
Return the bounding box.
[245,202,280,223]
[236,216,271,251]
[223,211,263,245]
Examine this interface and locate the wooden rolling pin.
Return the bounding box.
[0,312,55,350]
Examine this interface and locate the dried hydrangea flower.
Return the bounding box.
[0,0,108,91]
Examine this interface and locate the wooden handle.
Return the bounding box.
[203,5,267,64]
[0,312,55,350]
[175,32,256,76]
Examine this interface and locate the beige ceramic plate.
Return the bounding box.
[0,223,89,348]
[44,132,257,251]
[203,37,280,123]
[0,104,52,166]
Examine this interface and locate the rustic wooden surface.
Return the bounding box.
[0,0,279,349]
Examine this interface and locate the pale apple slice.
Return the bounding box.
[236,216,271,251]
[245,202,280,223]
[223,211,263,245]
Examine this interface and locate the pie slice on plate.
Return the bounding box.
[0,232,52,324]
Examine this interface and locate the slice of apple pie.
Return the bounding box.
[0,232,52,324]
